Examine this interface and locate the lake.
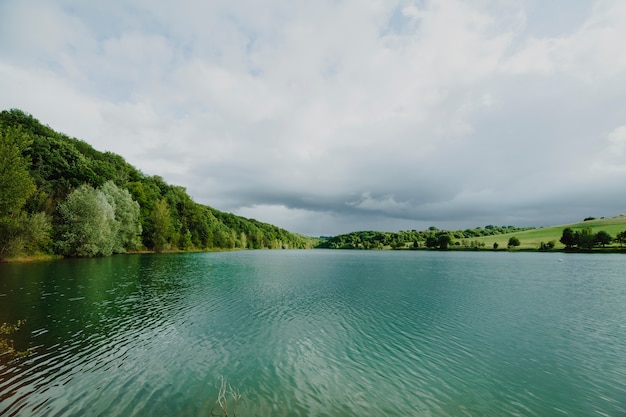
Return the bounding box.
[1,250,625,416]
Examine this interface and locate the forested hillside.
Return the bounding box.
[0,109,314,260]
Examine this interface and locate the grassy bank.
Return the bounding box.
[462,215,626,251]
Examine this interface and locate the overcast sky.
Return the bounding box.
[1,0,625,236]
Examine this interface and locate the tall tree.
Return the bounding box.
[560,228,577,249]
[0,126,36,218]
[100,181,142,252]
[151,198,173,252]
[57,184,118,257]
[0,126,38,259]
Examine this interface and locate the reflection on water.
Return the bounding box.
[1,251,626,416]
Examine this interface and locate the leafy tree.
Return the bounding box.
[576,227,595,250]
[100,181,142,252]
[425,235,438,249]
[437,232,452,250]
[507,236,521,248]
[560,228,577,249]
[0,126,42,260]
[0,126,36,218]
[151,198,174,252]
[57,184,118,257]
[616,230,626,248]
[594,230,612,248]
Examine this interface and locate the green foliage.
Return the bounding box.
[594,230,612,247]
[151,198,174,252]
[0,125,45,260]
[0,108,315,257]
[559,227,617,251]
[0,126,36,218]
[100,181,142,252]
[507,236,521,248]
[538,240,556,251]
[317,225,532,250]
[576,228,595,250]
[436,232,452,250]
[616,231,626,247]
[57,184,119,257]
[560,228,577,248]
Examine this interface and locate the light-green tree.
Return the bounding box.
[100,181,142,252]
[57,184,119,257]
[151,198,173,252]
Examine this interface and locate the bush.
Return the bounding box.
[508,236,521,248]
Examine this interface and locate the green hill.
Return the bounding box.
[317,217,626,252]
[466,216,626,250]
[0,109,316,261]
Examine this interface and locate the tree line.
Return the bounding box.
[0,109,315,261]
[560,227,626,250]
[317,225,534,250]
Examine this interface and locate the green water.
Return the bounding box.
[1,250,625,416]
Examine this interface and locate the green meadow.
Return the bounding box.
[463,215,626,250]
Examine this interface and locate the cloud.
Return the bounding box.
[1,0,626,235]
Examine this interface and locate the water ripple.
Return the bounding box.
[1,252,626,416]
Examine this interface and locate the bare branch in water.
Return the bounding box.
[211,376,241,417]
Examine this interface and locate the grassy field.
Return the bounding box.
[456,215,626,250]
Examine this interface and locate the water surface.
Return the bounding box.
[1,250,625,416]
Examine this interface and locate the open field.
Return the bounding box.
[457,215,626,250]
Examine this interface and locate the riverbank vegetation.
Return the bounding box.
[0,109,316,262]
[317,216,626,253]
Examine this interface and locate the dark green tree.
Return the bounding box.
[0,126,41,260]
[594,230,612,247]
[0,126,36,217]
[616,230,626,248]
[576,227,595,250]
[507,236,521,248]
[560,228,577,249]
[437,232,452,250]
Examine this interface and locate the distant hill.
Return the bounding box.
[317,217,626,252]
[466,215,626,250]
[0,109,315,260]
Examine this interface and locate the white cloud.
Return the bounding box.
[1,0,626,234]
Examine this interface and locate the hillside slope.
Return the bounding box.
[0,109,315,260]
[467,216,626,250]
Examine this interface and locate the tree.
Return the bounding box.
[437,232,452,250]
[0,126,39,260]
[151,198,174,252]
[100,181,142,252]
[425,235,438,249]
[57,184,118,257]
[0,126,36,218]
[594,230,612,248]
[560,228,577,249]
[616,230,626,248]
[507,236,521,248]
[576,227,595,250]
